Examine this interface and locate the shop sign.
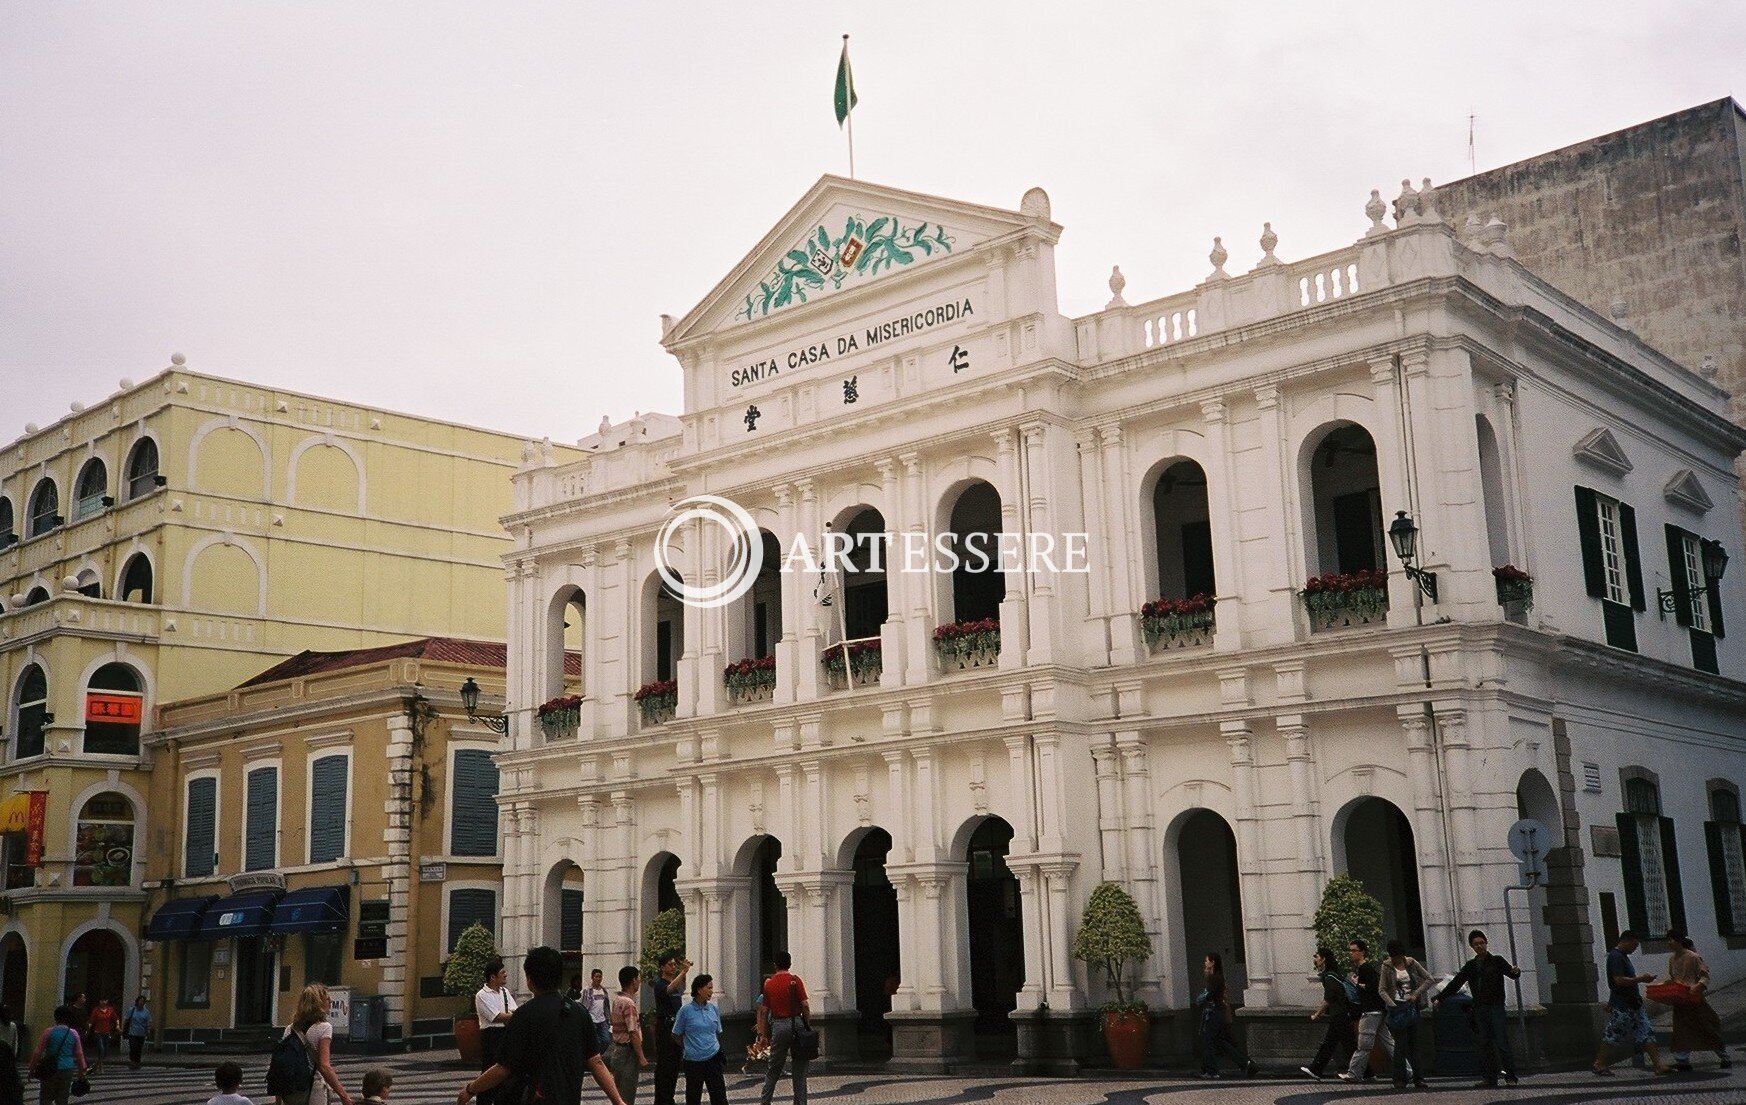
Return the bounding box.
[0,792,48,867]
[354,937,388,961]
[420,862,447,882]
[228,871,287,893]
[84,693,142,726]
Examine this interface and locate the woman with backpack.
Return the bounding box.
[1300,946,1356,1080]
[27,1006,86,1105]
[1195,952,1257,1079]
[272,984,353,1105]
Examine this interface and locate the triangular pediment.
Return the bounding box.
[1663,469,1714,514]
[664,176,1058,346]
[1573,427,1632,476]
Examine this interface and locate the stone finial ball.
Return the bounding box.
[1019,187,1051,219]
[119,378,135,390]
[170,353,186,366]
[24,423,38,434]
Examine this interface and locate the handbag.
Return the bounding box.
[787,978,820,1062]
[1385,1003,1419,1032]
[71,1074,90,1097]
[31,1027,70,1082]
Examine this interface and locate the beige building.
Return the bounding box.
[0,359,568,1034]
[143,640,545,1050]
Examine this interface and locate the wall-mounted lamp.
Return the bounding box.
[1658,539,1729,618]
[459,677,510,734]
[1388,511,1439,604]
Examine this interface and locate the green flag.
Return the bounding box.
[834,38,857,126]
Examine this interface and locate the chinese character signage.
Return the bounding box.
[85,693,142,726]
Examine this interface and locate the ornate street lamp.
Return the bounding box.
[1659,538,1729,616]
[1388,510,1439,603]
[459,676,509,734]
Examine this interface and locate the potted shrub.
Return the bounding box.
[443,921,497,1064]
[638,908,687,1035]
[634,679,678,725]
[1493,564,1533,610]
[1311,875,1385,973]
[722,655,777,702]
[1300,569,1390,629]
[1139,594,1215,649]
[932,617,1000,669]
[1071,881,1152,1069]
[821,638,882,688]
[535,694,582,739]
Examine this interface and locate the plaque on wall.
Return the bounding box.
[1591,824,1622,857]
[420,863,447,882]
[354,937,388,960]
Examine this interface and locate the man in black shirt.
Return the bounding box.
[457,946,628,1105]
[649,951,691,1105]
[1433,929,1523,1087]
[1339,939,1389,1082]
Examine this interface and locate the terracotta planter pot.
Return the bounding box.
[454,1013,482,1065]
[1101,1009,1148,1069]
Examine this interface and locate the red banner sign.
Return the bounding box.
[85,693,142,726]
[0,793,49,867]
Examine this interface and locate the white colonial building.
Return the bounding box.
[492,177,1745,1068]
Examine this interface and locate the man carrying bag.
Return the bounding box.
[756,953,814,1105]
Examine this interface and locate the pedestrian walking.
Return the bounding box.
[456,945,626,1105]
[1196,952,1257,1079]
[473,957,518,1105]
[1432,928,1521,1087]
[1593,930,1668,1076]
[670,975,727,1105]
[1664,932,1729,1071]
[584,969,613,1052]
[0,1004,23,1105]
[206,1060,255,1105]
[276,984,354,1105]
[1339,939,1389,1082]
[606,966,650,1105]
[1379,940,1431,1089]
[84,998,117,1076]
[27,1006,87,1105]
[757,952,812,1105]
[121,998,150,1069]
[649,952,691,1105]
[1300,947,1355,1080]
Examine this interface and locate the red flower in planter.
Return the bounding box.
[633,679,677,703]
[535,694,583,718]
[1493,564,1532,583]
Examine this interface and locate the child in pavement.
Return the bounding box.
[206,1061,255,1105]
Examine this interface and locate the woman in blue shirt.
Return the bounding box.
[670,975,727,1105]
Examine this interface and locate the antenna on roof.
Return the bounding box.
[1468,112,1477,176]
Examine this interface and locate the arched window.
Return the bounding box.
[119,555,153,604]
[1618,774,1684,939]
[125,439,161,500]
[1475,416,1510,567]
[645,575,685,685]
[1149,459,1216,601]
[1305,424,1383,576]
[13,665,49,759]
[946,481,1004,625]
[24,587,50,607]
[544,586,586,702]
[27,480,59,538]
[1705,785,1746,937]
[840,508,890,640]
[73,792,136,887]
[0,497,14,547]
[83,663,144,756]
[73,459,109,521]
[73,569,101,600]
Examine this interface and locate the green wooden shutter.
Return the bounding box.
[245,767,277,871]
[560,887,584,952]
[1665,525,1693,627]
[1619,501,1646,611]
[1705,822,1736,937]
[448,888,498,951]
[1617,812,1648,935]
[449,749,500,857]
[1661,815,1687,937]
[1576,487,1605,597]
[309,756,348,864]
[185,777,217,878]
[1706,547,1726,638]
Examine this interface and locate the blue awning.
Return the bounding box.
[196,890,282,939]
[144,895,218,941]
[269,885,349,935]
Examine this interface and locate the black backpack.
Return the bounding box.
[265,1027,315,1097]
[499,997,586,1105]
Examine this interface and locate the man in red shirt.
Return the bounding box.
[755,953,810,1105]
[86,997,118,1074]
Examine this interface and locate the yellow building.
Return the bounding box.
[0,359,570,1034]
[144,641,548,1050]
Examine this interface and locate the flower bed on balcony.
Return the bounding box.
[1493,565,1533,611]
[1140,595,1215,651]
[934,617,1000,671]
[1301,569,1389,631]
[634,679,677,726]
[535,694,582,740]
[822,638,883,689]
[724,655,777,703]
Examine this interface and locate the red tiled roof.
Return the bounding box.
[238,637,580,688]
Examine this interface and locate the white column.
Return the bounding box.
[1117,734,1167,1000]
[773,484,802,705]
[1098,424,1140,664]
[992,429,1029,667]
[1222,722,1276,1007]
[900,454,934,684]
[1401,709,1458,968]
[1435,706,1486,937]
[1020,421,1056,666]
[875,458,907,687]
[1200,398,1244,651]
[1278,714,1326,925]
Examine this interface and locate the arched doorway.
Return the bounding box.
[64,928,125,1005]
[964,817,1022,1057]
[848,828,899,1058]
[1175,809,1246,998]
[1339,798,1426,957]
[748,837,787,986]
[945,482,1004,625]
[0,933,25,1014]
[545,862,585,972]
[1515,770,1561,1001]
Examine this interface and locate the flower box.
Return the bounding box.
[1493,565,1534,611]
[723,655,777,704]
[1300,570,1390,631]
[634,680,677,726]
[1139,595,1215,651]
[934,617,1000,671]
[822,639,883,690]
[535,695,581,740]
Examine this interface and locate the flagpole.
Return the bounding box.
[843,34,856,179]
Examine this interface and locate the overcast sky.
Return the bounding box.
[3,2,1742,445]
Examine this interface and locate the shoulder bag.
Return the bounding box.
[30,1027,69,1083]
[787,978,819,1062]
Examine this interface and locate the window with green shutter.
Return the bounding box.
[185,777,217,878]
[448,888,497,951]
[1705,787,1746,938]
[450,749,500,857]
[309,755,348,864]
[561,887,584,952]
[245,767,278,871]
